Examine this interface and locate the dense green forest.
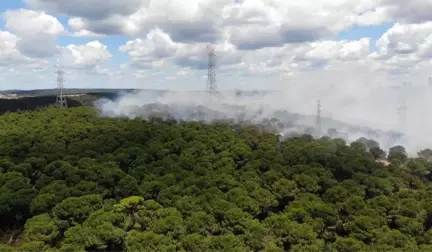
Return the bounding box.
[0,92,121,115]
[1,107,432,251]
[0,97,81,115]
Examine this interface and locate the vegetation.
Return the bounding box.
[1,106,432,251]
[0,97,82,115]
[0,89,128,115]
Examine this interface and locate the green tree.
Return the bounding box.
[23,213,59,244]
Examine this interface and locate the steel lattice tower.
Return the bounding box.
[206,45,217,95]
[55,64,68,108]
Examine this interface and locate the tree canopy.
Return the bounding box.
[1,106,432,251]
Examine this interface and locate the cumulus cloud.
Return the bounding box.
[214,37,372,77]
[25,0,144,20]
[58,0,230,41]
[41,0,366,45]
[21,0,432,48]
[45,0,382,46]
[370,22,432,73]
[222,0,351,49]
[0,31,24,63]
[59,41,112,69]
[302,38,371,61]
[119,29,370,72]
[380,0,432,24]
[0,30,45,67]
[3,9,64,58]
[0,0,428,83]
[120,28,242,70]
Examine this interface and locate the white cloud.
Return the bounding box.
[0,30,46,67]
[59,40,112,69]
[0,0,431,92]
[380,0,432,24]
[0,31,23,63]
[55,0,382,47]
[204,37,372,78]
[3,9,64,36]
[120,28,242,70]
[370,22,432,73]
[67,18,106,37]
[25,0,144,20]
[64,0,229,42]
[119,29,177,67]
[21,0,432,48]
[298,38,371,62]
[3,9,65,58]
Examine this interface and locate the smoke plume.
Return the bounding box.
[96,82,432,156]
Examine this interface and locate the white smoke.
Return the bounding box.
[95,82,432,156]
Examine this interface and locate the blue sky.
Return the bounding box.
[335,23,395,51]
[0,0,25,11]
[0,0,25,27]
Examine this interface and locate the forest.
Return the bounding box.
[1,106,432,252]
[0,91,121,115]
[0,97,81,115]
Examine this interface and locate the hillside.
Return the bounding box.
[0,88,138,97]
[0,92,120,115]
[0,89,274,115]
[0,89,274,97]
[0,96,82,114]
[1,106,432,251]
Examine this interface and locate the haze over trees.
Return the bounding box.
[1,106,432,251]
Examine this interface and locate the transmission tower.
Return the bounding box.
[54,64,68,108]
[315,99,321,138]
[206,45,217,95]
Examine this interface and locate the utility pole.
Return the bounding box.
[54,63,67,108]
[206,45,217,95]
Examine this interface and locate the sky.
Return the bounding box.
[0,0,432,91]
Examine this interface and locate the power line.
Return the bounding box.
[54,64,68,108]
[206,45,217,95]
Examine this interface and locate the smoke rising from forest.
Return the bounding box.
[97,83,432,155]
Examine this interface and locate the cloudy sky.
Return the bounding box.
[1,0,432,90]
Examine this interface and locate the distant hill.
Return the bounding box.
[0,88,138,97]
[0,89,279,115]
[0,96,82,114]
[0,90,129,114]
[0,88,277,97]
